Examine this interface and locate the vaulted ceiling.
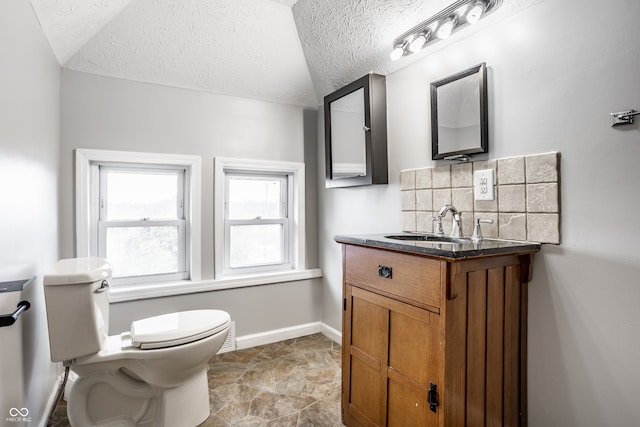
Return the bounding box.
[30,0,527,108]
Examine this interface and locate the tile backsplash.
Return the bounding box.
[400,152,561,244]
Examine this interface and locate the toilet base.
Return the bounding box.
[162,367,210,427]
[67,367,210,427]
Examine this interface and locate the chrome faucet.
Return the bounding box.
[434,204,463,238]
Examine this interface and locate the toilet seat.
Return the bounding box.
[129,310,230,350]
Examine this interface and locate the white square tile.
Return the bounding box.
[400,169,416,190]
[497,156,525,185]
[526,183,559,213]
[433,165,451,188]
[498,185,526,212]
[402,211,417,232]
[525,152,559,183]
[416,168,432,189]
[402,190,416,211]
[499,213,527,241]
[527,213,560,244]
[416,189,433,211]
[452,163,473,188]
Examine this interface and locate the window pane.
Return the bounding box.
[105,226,179,277]
[229,224,283,268]
[105,170,180,220]
[228,177,283,220]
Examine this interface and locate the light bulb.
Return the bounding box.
[408,30,431,53]
[437,14,458,39]
[390,46,404,61]
[390,41,407,61]
[466,0,487,24]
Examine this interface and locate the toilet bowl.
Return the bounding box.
[44,258,231,427]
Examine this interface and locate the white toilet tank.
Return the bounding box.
[43,258,112,362]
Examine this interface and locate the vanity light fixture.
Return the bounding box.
[390,0,502,61]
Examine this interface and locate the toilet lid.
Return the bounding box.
[130,309,230,350]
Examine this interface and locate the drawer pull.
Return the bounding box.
[377,265,392,279]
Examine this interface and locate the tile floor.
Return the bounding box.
[49,333,344,426]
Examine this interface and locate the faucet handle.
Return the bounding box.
[471,218,493,242]
[432,216,444,235]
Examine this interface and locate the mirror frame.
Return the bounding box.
[324,73,388,188]
[430,62,488,160]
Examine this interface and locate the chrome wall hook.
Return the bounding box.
[610,109,640,127]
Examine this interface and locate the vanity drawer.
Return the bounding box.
[344,245,441,309]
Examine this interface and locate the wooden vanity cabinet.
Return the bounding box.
[340,244,536,427]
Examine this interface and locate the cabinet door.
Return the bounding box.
[343,285,441,427]
[387,303,441,427]
[343,285,389,426]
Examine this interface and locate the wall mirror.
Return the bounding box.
[324,73,388,188]
[431,62,488,160]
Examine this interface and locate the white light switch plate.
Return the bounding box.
[474,169,494,200]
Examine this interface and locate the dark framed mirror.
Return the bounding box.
[324,73,388,188]
[431,62,488,160]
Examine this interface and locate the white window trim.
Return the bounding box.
[214,157,306,280]
[76,149,202,281]
[223,172,291,275]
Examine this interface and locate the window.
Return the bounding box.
[214,158,305,278]
[76,149,201,286]
[224,172,290,274]
[97,165,187,283]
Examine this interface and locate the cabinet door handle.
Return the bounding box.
[427,382,439,413]
[377,265,392,279]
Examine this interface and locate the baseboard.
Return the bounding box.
[234,321,343,350]
[235,322,322,350]
[321,323,342,344]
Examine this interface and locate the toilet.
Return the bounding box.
[43,257,230,427]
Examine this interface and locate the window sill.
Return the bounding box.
[108,268,323,303]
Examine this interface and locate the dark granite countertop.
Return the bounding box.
[335,233,541,260]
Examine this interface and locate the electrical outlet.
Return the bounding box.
[474,169,494,200]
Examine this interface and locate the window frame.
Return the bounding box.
[223,171,291,275]
[214,157,305,279]
[96,164,188,284]
[76,149,202,284]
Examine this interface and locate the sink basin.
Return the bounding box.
[384,234,471,244]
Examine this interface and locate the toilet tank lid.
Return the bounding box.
[130,310,231,347]
[44,258,112,286]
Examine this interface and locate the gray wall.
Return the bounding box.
[0,1,61,424]
[318,0,640,425]
[60,70,321,336]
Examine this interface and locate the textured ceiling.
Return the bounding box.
[292,0,452,99]
[29,0,536,107]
